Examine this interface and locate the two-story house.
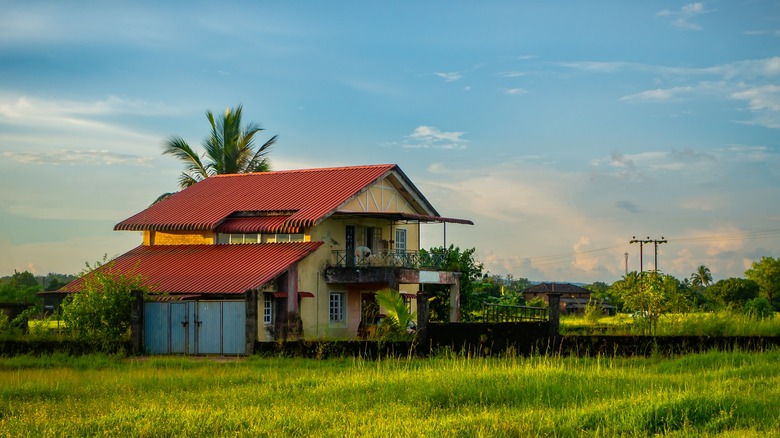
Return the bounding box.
[60,164,472,354]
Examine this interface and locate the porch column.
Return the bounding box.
[416,290,429,356]
[449,274,460,322]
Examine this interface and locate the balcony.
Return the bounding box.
[331,250,447,269]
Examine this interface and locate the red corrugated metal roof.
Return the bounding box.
[61,242,323,295]
[115,164,398,232]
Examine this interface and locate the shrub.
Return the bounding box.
[60,259,147,345]
[743,297,774,319]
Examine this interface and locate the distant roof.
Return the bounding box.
[523,282,592,295]
[115,164,469,232]
[60,242,323,295]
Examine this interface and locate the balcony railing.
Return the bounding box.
[331,250,447,269]
[482,303,548,322]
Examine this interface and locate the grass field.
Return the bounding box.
[0,350,778,437]
[561,311,780,336]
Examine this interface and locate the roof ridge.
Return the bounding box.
[211,163,396,178]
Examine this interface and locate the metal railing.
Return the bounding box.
[482,303,548,322]
[331,250,448,269]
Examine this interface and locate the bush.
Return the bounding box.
[60,260,146,345]
[744,297,774,319]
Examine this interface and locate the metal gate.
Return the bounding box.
[144,301,246,355]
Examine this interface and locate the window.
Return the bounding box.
[395,228,407,252]
[217,233,260,244]
[263,295,273,325]
[261,233,305,243]
[329,292,345,323]
[218,233,304,244]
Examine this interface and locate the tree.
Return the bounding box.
[158,105,277,200]
[704,278,759,311]
[611,271,690,333]
[690,265,713,289]
[744,256,780,307]
[421,245,484,322]
[0,270,41,303]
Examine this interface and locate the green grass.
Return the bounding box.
[0,350,778,436]
[561,312,780,336]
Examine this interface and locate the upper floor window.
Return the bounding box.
[395,228,407,253]
[217,233,304,244]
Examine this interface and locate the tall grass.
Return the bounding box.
[562,311,780,336]
[0,350,778,436]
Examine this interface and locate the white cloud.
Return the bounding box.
[400,125,469,150]
[435,72,462,82]
[505,88,528,96]
[656,2,710,31]
[731,85,780,128]
[2,150,153,167]
[619,87,694,102]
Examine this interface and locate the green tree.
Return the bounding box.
[744,256,780,307]
[61,260,147,344]
[612,271,689,333]
[0,270,41,303]
[158,105,277,200]
[690,265,713,289]
[422,245,484,322]
[704,277,759,310]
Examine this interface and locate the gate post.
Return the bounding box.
[245,289,258,355]
[546,292,562,340]
[129,290,144,354]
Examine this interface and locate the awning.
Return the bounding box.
[401,293,417,299]
[333,211,473,225]
[298,292,315,298]
[271,292,288,298]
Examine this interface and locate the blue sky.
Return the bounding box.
[1,1,779,283]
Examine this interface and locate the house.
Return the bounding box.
[523,282,615,315]
[59,164,473,354]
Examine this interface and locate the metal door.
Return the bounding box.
[196,301,222,354]
[170,302,194,354]
[221,301,246,355]
[143,302,170,354]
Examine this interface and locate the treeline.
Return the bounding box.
[469,256,780,320]
[0,271,76,303]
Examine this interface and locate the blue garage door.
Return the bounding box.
[144,300,245,355]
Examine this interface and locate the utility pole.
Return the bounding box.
[629,236,667,273]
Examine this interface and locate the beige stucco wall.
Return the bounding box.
[339,176,418,214]
[296,217,420,339]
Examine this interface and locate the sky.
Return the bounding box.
[1,1,779,284]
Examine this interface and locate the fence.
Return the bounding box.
[482,303,548,322]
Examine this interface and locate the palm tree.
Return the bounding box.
[157,105,276,200]
[690,265,713,289]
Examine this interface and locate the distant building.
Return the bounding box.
[523,282,615,315]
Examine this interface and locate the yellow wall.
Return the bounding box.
[296,217,419,339]
[144,230,214,245]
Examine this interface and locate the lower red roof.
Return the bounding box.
[62,242,323,295]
